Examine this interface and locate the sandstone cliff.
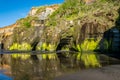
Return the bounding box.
[0,0,120,52]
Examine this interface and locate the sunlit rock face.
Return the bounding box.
[28,7,38,16]
[0,5,59,50]
[28,5,59,18]
[84,0,96,4]
[0,0,120,52]
[39,8,55,20]
[0,23,19,50]
[38,6,58,21]
[45,0,119,49]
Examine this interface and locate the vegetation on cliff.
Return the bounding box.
[9,43,32,60]
[8,0,120,52]
[2,0,120,68]
[47,0,120,26]
[45,0,120,52]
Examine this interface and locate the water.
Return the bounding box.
[0,51,120,80]
[0,73,12,80]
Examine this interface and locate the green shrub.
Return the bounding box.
[72,39,100,51]
[23,21,31,28]
[77,53,101,68]
[9,43,32,60]
[81,39,100,51]
[16,16,38,28]
[37,43,57,60]
[37,43,56,51]
[42,53,57,60]
[102,39,110,51]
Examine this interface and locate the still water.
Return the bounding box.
[0,52,120,80]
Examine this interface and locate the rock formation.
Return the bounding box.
[0,0,120,52]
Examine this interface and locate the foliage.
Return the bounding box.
[46,19,57,27]
[61,45,69,51]
[100,39,110,51]
[46,0,120,27]
[103,39,109,50]
[35,6,46,15]
[42,53,57,60]
[46,0,80,26]
[73,39,100,51]
[9,43,21,50]
[23,21,31,28]
[9,43,32,50]
[17,16,38,28]
[81,39,100,51]
[37,43,58,60]
[9,43,32,60]
[77,53,101,68]
[72,44,81,52]
[37,42,56,51]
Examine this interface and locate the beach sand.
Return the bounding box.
[54,65,120,80]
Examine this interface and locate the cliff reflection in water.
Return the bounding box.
[11,53,60,80]
[1,52,120,80]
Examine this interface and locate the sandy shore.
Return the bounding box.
[54,64,120,80]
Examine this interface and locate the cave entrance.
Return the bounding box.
[56,36,72,51]
[0,42,4,50]
[56,36,72,60]
[31,37,40,60]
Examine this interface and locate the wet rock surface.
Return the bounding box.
[54,65,120,80]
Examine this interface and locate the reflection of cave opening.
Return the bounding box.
[31,37,39,60]
[0,42,4,50]
[0,42,6,66]
[56,36,72,64]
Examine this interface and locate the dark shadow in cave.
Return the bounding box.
[0,41,4,65]
[31,37,40,51]
[56,37,70,56]
[31,37,40,60]
[98,8,120,59]
[56,36,72,64]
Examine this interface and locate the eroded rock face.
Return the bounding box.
[0,0,120,52]
[0,5,59,50]
[78,21,108,43]
[0,23,19,50]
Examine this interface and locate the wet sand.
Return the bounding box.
[54,65,120,80]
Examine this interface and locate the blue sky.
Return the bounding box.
[0,0,64,27]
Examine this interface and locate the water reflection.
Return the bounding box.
[0,52,120,80]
